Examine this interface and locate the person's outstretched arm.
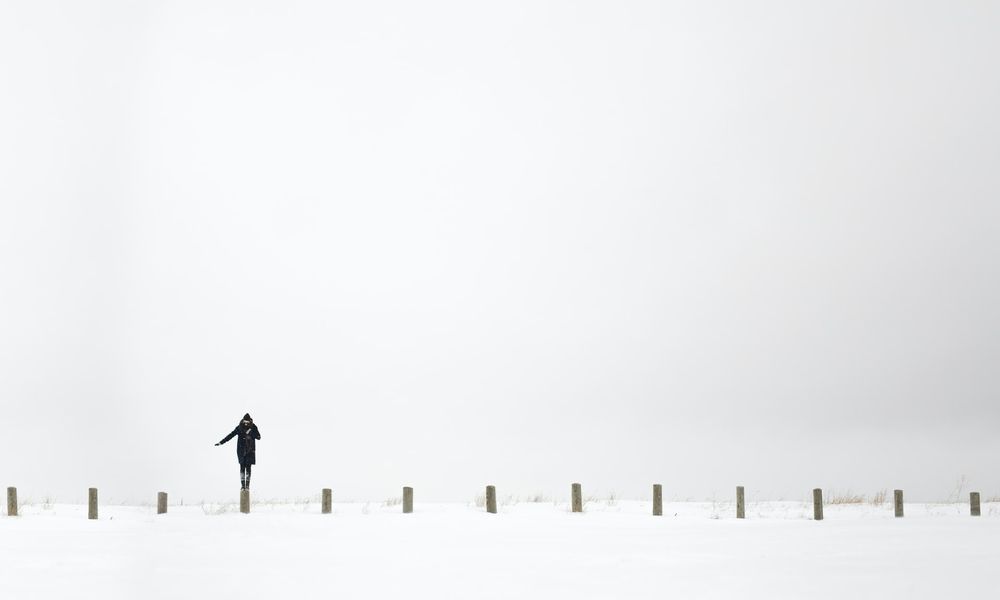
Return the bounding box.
[215,427,238,446]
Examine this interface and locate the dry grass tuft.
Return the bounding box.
[828,491,866,505]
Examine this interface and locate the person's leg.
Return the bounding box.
[244,464,252,490]
[240,465,246,490]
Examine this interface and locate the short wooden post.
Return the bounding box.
[88,488,98,520]
[812,488,823,521]
[970,492,981,517]
[402,486,413,513]
[485,485,497,514]
[322,488,332,514]
[571,483,583,513]
[6,487,17,517]
[240,489,250,514]
[652,484,663,516]
[894,489,904,517]
[157,492,167,515]
[736,486,745,519]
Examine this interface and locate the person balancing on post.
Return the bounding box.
[215,413,261,490]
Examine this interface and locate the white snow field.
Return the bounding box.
[2,499,997,599]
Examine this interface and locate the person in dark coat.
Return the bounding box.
[215,413,262,490]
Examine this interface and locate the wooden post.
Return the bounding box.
[571,483,583,513]
[812,488,823,521]
[6,487,16,517]
[240,489,250,514]
[157,492,167,515]
[652,484,663,516]
[736,486,745,519]
[88,488,98,520]
[894,489,904,517]
[402,486,413,514]
[485,485,497,514]
[970,492,981,517]
[322,488,332,514]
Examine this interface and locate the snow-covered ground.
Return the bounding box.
[2,499,997,599]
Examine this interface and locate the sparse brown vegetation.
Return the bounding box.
[827,491,866,505]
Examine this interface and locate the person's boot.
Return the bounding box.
[240,472,246,490]
[245,474,251,491]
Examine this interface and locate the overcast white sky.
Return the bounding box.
[1,0,999,504]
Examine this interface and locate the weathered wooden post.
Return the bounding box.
[322,488,332,514]
[6,487,17,517]
[157,492,168,515]
[402,486,413,513]
[813,488,823,521]
[652,484,663,516]
[571,483,583,513]
[736,486,745,519]
[894,489,904,517]
[240,489,250,514]
[485,485,497,514]
[88,488,98,520]
[970,492,981,517]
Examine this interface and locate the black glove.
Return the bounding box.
[214,442,220,446]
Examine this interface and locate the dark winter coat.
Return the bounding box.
[218,413,261,465]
